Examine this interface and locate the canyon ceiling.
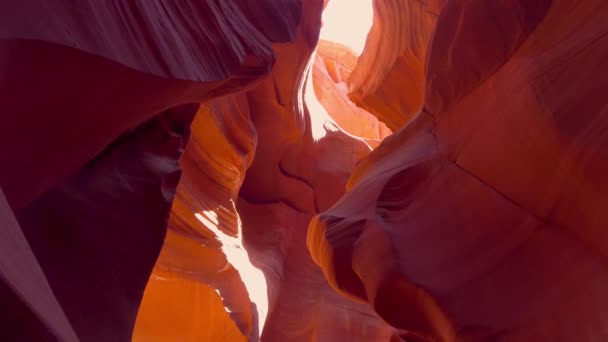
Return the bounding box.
[1,0,608,341]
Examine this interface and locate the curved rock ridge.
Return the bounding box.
[134,97,257,341]
[1,1,302,341]
[347,0,446,131]
[0,0,301,210]
[137,0,396,340]
[3,0,608,341]
[314,41,392,148]
[246,45,393,340]
[136,0,325,338]
[0,0,301,81]
[310,0,608,341]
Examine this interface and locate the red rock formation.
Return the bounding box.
[314,40,392,148]
[348,0,445,131]
[133,97,254,342]
[310,0,608,341]
[1,1,302,341]
[0,0,300,210]
[3,0,608,341]
[136,1,394,340]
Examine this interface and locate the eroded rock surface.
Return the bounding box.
[0,0,301,210]
[348,0,446,131]
[309,0,608,341]
[2,0,608,341]
[1,1,301,340]
[136,1,394,340]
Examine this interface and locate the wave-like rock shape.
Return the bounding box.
[314,40,392,148]
[135,0,325,338]
[136,1,397,340]
[310,0,608,341]
[133,96,256,341]
[0,0,301,210]
[245,58,391,340]
[4,0,608,341]
[348,0,445,131]
[1,1,302,340]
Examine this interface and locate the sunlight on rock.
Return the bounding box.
[304,51,340,142]
[195,205,269,335]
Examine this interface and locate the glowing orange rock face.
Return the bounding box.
[133,96,259,342]
[133,267,246,342]
[136,1,394,340]
[3,0,608,341]
[348,0,446,131]
[314,41,392,148]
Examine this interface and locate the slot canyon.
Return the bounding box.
[1,0,608,341]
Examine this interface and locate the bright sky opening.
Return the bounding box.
[319,0,374,56]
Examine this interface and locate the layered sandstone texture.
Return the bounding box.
[1,0,608,342]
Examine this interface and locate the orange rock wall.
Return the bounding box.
[2,0,608,341]
[309,0,608,341]
[136,0,395,340]
[348,0,445,131]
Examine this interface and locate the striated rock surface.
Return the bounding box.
[136,0,394,340]
[1,1,302,341]
[314,40,392,148]
[0,0,301,210]
[309,0,608,341]
[3,0,608,341]
[134,94,259,342]
[348,0,445,131]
